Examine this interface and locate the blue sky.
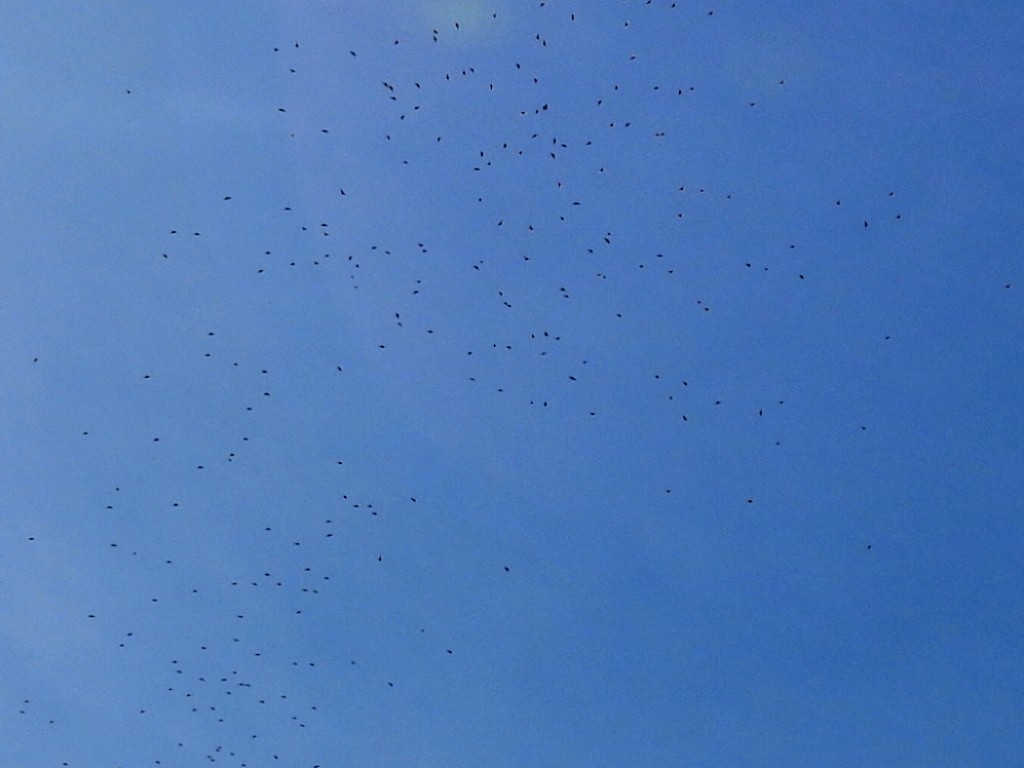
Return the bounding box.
[2,2,1022,766]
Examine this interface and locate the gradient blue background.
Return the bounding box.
[2,2,1022,766]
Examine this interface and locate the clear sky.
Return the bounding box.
[2,2,1022,766]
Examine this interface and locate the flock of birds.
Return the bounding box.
[7,3,1016,767]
